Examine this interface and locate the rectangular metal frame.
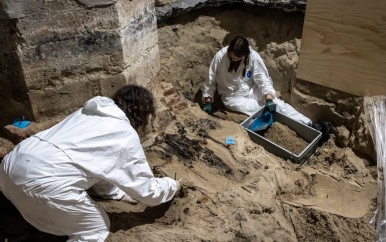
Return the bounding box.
[240,107,322,165]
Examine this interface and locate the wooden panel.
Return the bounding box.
[297,0,386,96]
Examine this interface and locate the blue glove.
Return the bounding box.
[265,99,276,113]
[203,103,212,113]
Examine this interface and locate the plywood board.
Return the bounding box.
[297,0,386,96]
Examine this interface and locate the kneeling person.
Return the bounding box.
[0,85,181,242]
[201,35,311,125]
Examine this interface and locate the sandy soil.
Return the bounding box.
[262,122,309,155]
[0,5,378,242]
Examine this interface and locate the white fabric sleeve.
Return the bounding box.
[252,56,276,99]
[201,52,220,102]
[103,133,178,207]
[112,154,177,207]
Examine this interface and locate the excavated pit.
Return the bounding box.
[0,3,378,242]
[151,3,377,242]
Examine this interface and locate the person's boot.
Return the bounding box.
[311,121,332,145]
[320,121,333,142]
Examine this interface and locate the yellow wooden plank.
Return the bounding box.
[297,0,386,96]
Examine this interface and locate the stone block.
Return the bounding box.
[0,0,160,128]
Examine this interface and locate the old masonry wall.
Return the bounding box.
[0,0,160,128]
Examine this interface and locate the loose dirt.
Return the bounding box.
[263,122,309,155]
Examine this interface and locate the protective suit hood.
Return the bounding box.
[82,96,128,121]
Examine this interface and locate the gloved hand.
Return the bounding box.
[203,102,212,113]
[120,194,138,204]
[265,99,276,113]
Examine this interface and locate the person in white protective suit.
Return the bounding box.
[201,35,312,125]
[0,85,181,242]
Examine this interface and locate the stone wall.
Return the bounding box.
[117,0,160,85]
[155,0,306,23]
[0,0,159,128]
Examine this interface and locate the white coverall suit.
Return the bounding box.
[0,97,178,242]
[201,46,311,125]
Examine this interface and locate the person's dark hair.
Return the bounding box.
[227,36,250,76]
[112,85,156,132]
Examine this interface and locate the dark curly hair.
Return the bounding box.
[112,85,156,132]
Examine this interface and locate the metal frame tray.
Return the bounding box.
[240,107,322,165]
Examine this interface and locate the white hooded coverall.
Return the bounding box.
[201,46,311,125]
[0,96,178,242]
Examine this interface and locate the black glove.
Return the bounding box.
[265,99,276,113]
